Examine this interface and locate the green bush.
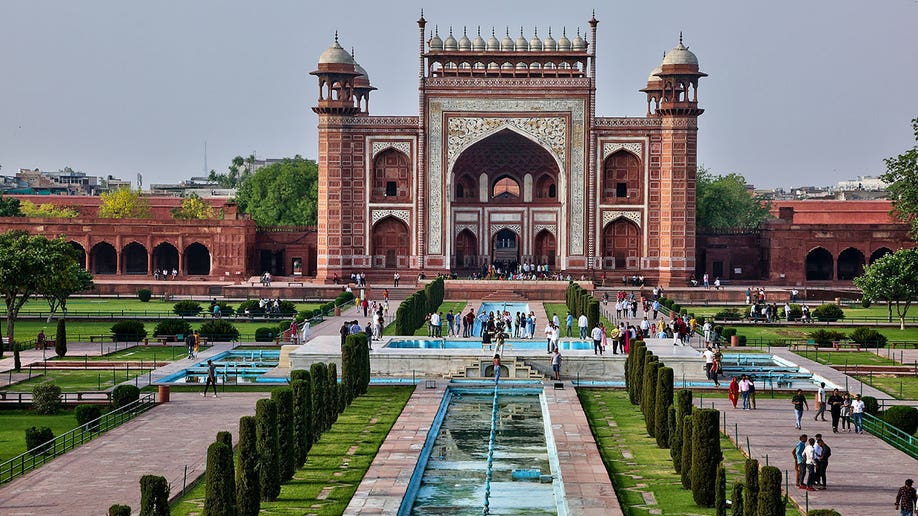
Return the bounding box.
[667,404,677,462]
[110,320,146,341]
[680,415,693,490]
[199,320,240,341]
[254,327,278,342]
[654,367,674,448]
[173,300,203,316]
[755,465,783,516]
[25,426,54,455]
[806,511,841,516]
[714,309,743,321]
[137,289,152,302]
[721,327,737,339]
[204,440,236,516]
[217,430,232,449]
[715,463,727,516]
[862,395,880,416]
[112,384,140,409]
[32,383,62,414]
[75,404,102,431]
[744,458,759,516]
[108,505,131,516]
[883,405,918,434]
[779,303,802,321]
[236,415,260,516]
[55,319,67,358]
[630,343,647,405]
[212,301,235,317]
[291,378,312,467]
[671,389,692,473]
[272,388,296,482]
[849,327,888,348]
[731,481,744,516]
[691,408,722,507]
[812,303,845,322]
[310,363,329,439]
[237,299,262,316]
[139,474,170,516]
[152,319,192,338]
[861,298,872,308]
[642,359,661,437]
[671,303,682,314]
[809,329,847,347]
[255,398,280,502]
[327,363,339,427]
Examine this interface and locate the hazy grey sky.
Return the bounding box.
[2,0,916,189]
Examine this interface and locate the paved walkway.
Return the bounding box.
[0,392,267,515]
[705,397,918,515]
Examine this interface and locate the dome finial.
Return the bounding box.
[477,26,481,37]
[351,47,355,58]
[334,30,339,43]
[520,26,524,37]
[492,27,496,37]
[449,26,453,36]
[534,27,538,37]
[679,31,683,45]
[463,26,467,36]
[506,26,510,37]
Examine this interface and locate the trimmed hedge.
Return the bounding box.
[55,319,67,358]
[629,342,647,405]
[744,458,759,516]
[342,333,370,405]
[254,327,278,342]
[671,389,693,473]
[173,300,203,316]
[199,320,240,341]
[137,289,152,302]
[217,430,232,450]
[152,319,192,338]
[292,378,312,466]
[204,440,236,516]
[255,398,280,502]
[326,363,339,428]
[109,505,131,516]
[112,385,140,409]
[849,327,888,348]
[756,465,784,516]
[110,320,146,341]
[25,426,54,455]
[680,415,693,490]
[812,303,845,322]
[731,481,744,516]
[642,359,661,437]
[32,383,62,415]
[862,395,880,416]
[654,367,674,448]
[75,404,102,431]
[310,363,329,438]
[691,408,722,507]
[395,278,444,335]
[236,415,260,516]
[883,405,918,434]
[715,463,727,516]
[272,387,296,483]
[139,474,170,516]
[809,329,847,347]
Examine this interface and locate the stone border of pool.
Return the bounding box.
[343,381,623,515]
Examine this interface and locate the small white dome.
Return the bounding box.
[319,36,355,65]
[444,28,458,51]
[647,64,663,84]
[572,29,587,51]
[557,29,571,51]
[515,28,529,51]
[662,37,699,66]
[487,29,500,51]
[458,28,471,51]
[429,28,443,51]
[501,29,515,51]
[529,28,543,51]
[543,29,556,51]
[472,28,486,51]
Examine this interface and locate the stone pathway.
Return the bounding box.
[705,397,918,515]
[0,392,267,515]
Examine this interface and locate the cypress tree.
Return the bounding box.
[680,416,693,490]
[217,430,232,450]
[691,408,722,507]
[290,369,309,382]
[204,440,237,516]
[667,404,678,468]
[632,345,647,405]
[255,398,280,501]
[272,387,296,482]
[756,466,783,516]
[715,462,727,516]
[139,475,169,516]
[310,362,328,438]
[327,363,339,424]
[654,367,674,447]
[341,337,355,405]
[357,332,370,395]
[744,458,759,516]
[642,359,660,436]
[55,319,67,358]
[108,505,131,516]
[236,415,260,516]
[672,389,693,472]
[291,378,311,467]
[731,481,744,516]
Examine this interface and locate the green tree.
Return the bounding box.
[680,416,693,490]
[255,398,280,502]
[311,362,329,437]
[756,465,784,516]
[20,200,80,218]
[204,440,237,516]
[272,387,296,482]
[171,193,216,220]
[671,389,693,473]
[98,188,151,219]
[744,458,759,516]
[209,155,256,188]
[715,463,727,516]
[327,363,339,427]
[731,481,744,516]
[0,196,22,217]
[696,166,772,229]
[291,378,312,467]
[235,156,318,226]
[40,259,93,323]
[854,248,918,329]
[654,367,674,448]
[691,408,722,507]
[642,357,660,436]
[236,415,260,516]
[139,475,170,516]
[881,117,918,237]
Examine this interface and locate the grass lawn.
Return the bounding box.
[791,350,899,367]
[0,409,82,463]
[544,302,620,338]
[579,389,801,516]
[3,368,152,392]
[0,298,324,316]
[382,301,467,336]
[53,345,195,362]
[170,385,413,516]
[718,324,918,345]
[853,375,918,400]
[9,320,321,343]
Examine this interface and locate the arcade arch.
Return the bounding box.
[602,150,643,205]
[805,247,833,281]
[121,242,148,275]
[153,243,179,272]
[184,243,211,275]
[90,242,117,275]
[69,242,86,269]
[371,216,409,269]
[837,247,865,281]
[371,148,410,203]
[602,219,641,269]
[869,247,893,264]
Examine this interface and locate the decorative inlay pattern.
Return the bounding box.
[490,224,522,237]
[336,116,419,126]
[454,212,479,222]
[371,209,410,226]
[446,117,566,171]
[490,213,522,223]
[533,224,555,236]
[594,117,662,127]
[427,77,592,88]
[372,141,411,158]
[602,210,642,228]
[455,224,478,237]
[602,142,643,160]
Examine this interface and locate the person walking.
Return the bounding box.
[793,433,807,488]
[566,312,574,338]
[591,324,603,355]
[896,478,917,516]
[551,349,562,381]
[577,313,588,339]
[185,331,195,359]
[739,374,752,410]
[728,376,739,409]
[851,393,865,433]
[841,392,853,431]
[493,354,502,384]
[814,382,828,422]
[792,388,809,430]
[203,359,218,398]
[828,388,843,433]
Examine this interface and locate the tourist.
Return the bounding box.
[814,382,828,422]
[193,330,201,354]
[393,272,400,287]
[841,392,852,431]
[896,478,917,516]
[339,322,349,347]
[566,312,573,338]
[802,437,817,491]
[703,273,710,289]
[493,354,502,384]
[640,317,650,338]
[814,434,830,489]
[651,299,660,320]
[172,268,178,280]
[702,319,712,343]
[711,350,722,387]
[373,315,382,341]
[578,312,588,339]
[446,310,455,337]
[289,319,298,345]
[728,376,739,408]
[851,394,865,433]
[464,310,475,338]
[591,324,603,355]
[714,277,721,290]
[545,321,555,353]
[202,359,218,398]
[739,374,752,409]
[364,321,372,340]
[551,349,562,381]
[35,330,46,350]
[481,320,492,346]
[702,346,714,380]
[185,332,195,359]
[793,434,808,488]
[527,312,536,339]
[792,388,810,430]
[434,312,443,337]
[828,388,843,433]
[745,287,752,305]
[748,380,757,409]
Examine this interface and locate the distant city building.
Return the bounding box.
[148,177,235,197]
[0,168,131,195]
[836,175,887,191]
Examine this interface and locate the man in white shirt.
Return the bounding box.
[851,394,865,434]
[640,317,651,338]
[703,320,712,343]
[814,382,827,422]
[802,438,817,491]
[545,322,555,353]
[552,313,561,329]
[702,346,715,380]
[430,312,441,338]
[578,313,589,339]
[591,325,603,355]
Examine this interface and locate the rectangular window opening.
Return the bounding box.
[386,181,397,197]
[616,183,628,198]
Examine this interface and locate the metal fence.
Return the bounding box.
[0,393,157,484]
[862,412,918,460]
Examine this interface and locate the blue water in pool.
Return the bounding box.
[471,302,531,337]
[386,339,593,351]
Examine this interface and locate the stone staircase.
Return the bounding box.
[448,358,545,380]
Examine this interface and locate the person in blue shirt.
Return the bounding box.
[794,433,807,488]
[566,312,574,338]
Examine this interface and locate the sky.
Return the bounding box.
[1,0,916,190]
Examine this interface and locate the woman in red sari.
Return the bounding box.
[728,376,739,408]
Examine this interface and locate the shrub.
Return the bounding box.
[55,319,67,358]
[254,327,278,342]
[152,319,192,338]
[199,320,240,342]
[110,320,146,341]
[744,458,759,516]
[680,415,693,490]
[812,303,845,322]
[731,481,744,516]
[292,378,312,467]
[237,299,262,316]
[862,395,880,416]
[25,426,54,455]
[667,404,677,463]
[173,300,203,316]
[310,363,329,440]
[139,474,170,516]
[108,505,131,516]
[204,440,236,516]
[32,383,62,414]
[217,430,232,450]
[272,388,296,482]
[75,404,102,431]
[236,415,260,516]
[861,298,872,308]
[671,389,692,473]
[642,359,661,437]
[255,398,280,502]
[737,335,748,346]
[780,303,802,321]
[721,327,737,339]
[654,367,674,448]
[809,329,847,347]
[327,363,339,426]
[806,511,841,516]
[212,301,235,317]
[715,463,727,516]
[849,327,888,348]
[756,465,783,516]
[714,309,743,321]
[883,405,918,434]
[112,384,140,409]
[137,289,152,302]
[630,344,647,405]
[691,408,722,507]
[671,303,682,314]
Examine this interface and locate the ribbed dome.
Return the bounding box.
[571,29,587,51]
[501,29,515,51]
[543,29,556,51]
[557,29,571,51]
[529,28,543,51]
[515,28,528,51]
[472,28,486,51]
[319,36,355,65]
[486,29,500,51]
[458,27,471,51]
[444,28,458,51]
[429,28,443,51]
[662,38,698,66]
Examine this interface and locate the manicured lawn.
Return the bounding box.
[0,409,82,463]
[382,301,467,336]
[853,375,918,400]
[579,389,801,516]
[0,298,323,316]
[791,350,898,367]
[9,320,318,343]
[53,345,193,362]
[3,368,152,392]
[719,324,918,345]
[170,386,413,516]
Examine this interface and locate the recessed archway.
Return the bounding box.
[837,247,866,281]
[805,247,833,281]
[372,216,409,269]
[602,150,643,205]
[491,228,519,267]
[90,242,116,275]
[152,242,179,272]
[184,243,211,275]
[869,247,893,264]
[455,229,478,269]
[602,219,641,269]
[121,242,148,275]
[533,229,557,270]
[69,241,86,269]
